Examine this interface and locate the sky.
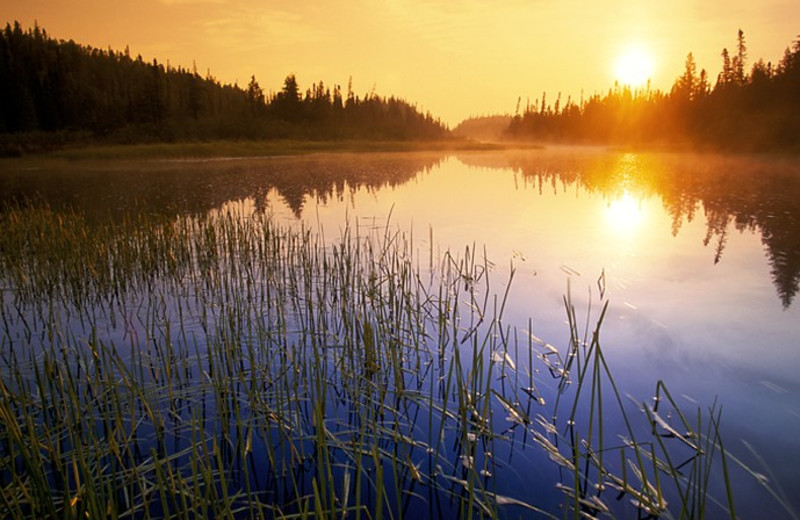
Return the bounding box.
[2,0,799,126]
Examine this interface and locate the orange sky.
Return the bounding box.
[2,0,799,126]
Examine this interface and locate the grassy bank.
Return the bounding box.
[0,203,790,519]
[1,138,507,162]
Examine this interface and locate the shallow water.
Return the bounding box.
[2,147,799,518]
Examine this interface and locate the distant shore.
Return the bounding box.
[4,135,797,166]
[0,138,516,162]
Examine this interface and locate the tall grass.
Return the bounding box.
[0,202,790,519]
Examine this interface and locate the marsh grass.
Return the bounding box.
[0,202,791,519]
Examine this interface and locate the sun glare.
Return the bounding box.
[605,191,646,237]
[614,47,654,88]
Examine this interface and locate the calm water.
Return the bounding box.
[2,148,799,517]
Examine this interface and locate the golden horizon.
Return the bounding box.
[1,1,799,125]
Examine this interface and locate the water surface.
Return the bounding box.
[2,147,799,517]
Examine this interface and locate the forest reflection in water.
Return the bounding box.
[1,148,799,517]
[0,152,443,219]
[2,149,799,309]
[458,148,800,309]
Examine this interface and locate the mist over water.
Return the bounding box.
[2,148,799,518]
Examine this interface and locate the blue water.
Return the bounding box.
[2,148,799,518]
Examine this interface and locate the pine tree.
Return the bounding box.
[674,53,699,100]
[246,75,264,113]
[719,48,733,86]
[734,29,747,85]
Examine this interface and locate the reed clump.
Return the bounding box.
[0,202,790,519]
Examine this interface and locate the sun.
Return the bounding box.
[614,46,655,88]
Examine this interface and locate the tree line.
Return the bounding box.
[506,30,800,151]
[0,22,448,154]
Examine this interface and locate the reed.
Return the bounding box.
[0,202,791,519]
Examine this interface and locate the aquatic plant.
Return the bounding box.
[0,203,791,519]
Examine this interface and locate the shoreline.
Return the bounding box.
[4,135,795,166]
[0,138,514,162]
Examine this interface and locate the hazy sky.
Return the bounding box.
[3,0,799,125]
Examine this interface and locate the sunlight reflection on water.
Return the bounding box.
[248,150,800,518]
[2,148,800,518]
[604,190,649,237]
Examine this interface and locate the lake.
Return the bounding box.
[1,147,798,519]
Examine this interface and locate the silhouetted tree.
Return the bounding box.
[734,29,747,85]
[246,75,265,113]
[698,68,710,97]
[273,74,301,121]
[719,48,734,87]
[673,53,699,100]
[505,29,800,152]
[0,22,449,153]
